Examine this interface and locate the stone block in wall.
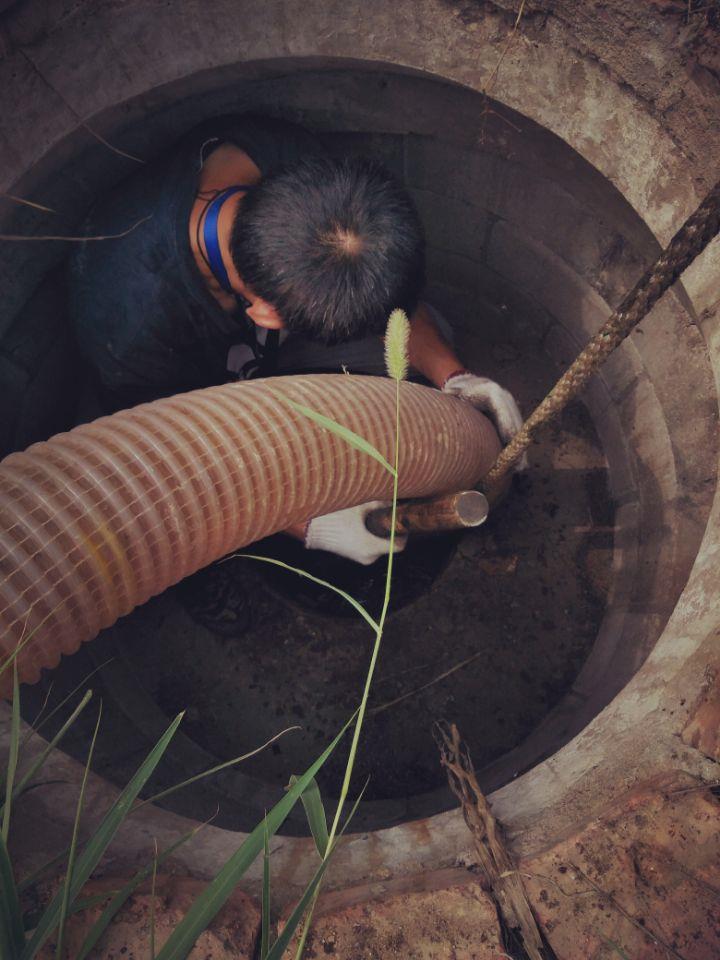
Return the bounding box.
[404,133,502,209]
[581,379,638,502]
[485,215,650,360]
[538,312,645,409]
[402,108,654,308]
[0,269,82,456]
[424,244,481,297]
[319,130,405,179]
[610,370,685,619]
[476,262,555,347]
[0,52,82,334]
[617,375,677,504]
[427,260,553,356]
[594,230,650,307]
[410,187,492,261]
[571,499,639,702]
[0,53,76,193]
[422,281,497,346]
[453,334,541,417]
[488,219,619,336]
[627,291,718,502]
[596,344,646,409]
[485,217,542,299]
[492,161,619,284]
[426,279,552,413]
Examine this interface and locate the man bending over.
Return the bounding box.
[70,114,522,565]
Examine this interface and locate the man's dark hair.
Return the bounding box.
[230,156,425,343]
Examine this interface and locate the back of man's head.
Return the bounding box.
[230,156,425,343]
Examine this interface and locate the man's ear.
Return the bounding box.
[247,300,286,330]
[254,312,286,330]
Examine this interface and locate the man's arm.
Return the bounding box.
[276,313,446,559]
[407,302,464,388]
[408,301,526,463]
[282,302,524,563]
[284,522,306,540]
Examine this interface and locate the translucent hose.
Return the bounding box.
[0,375,500,693]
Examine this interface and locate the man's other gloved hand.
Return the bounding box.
[305,501,407,566]
[443,371,527,470]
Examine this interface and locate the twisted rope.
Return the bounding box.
[482,178,720,498]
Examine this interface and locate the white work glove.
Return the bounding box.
[443,371,527,470]
[305,501,407,566]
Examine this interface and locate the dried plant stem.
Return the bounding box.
[78,121,144,164]
[370,650,485,716]
[0,215,152,243]
[16,50,144,165]
[435,722,552,960]
[484,0,528,96]
[0,193,56,213]
[568,864,689,960]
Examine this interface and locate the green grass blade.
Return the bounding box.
[235,556,379,632]
[138,725,300,809]
[278,784,367,960]
[75,826,200,960]
[20,890,121,931]
[17,848,68,896]
[0,831,24,959]
[1,661,21,842]
[261,818,270,960]
[19,681,54,752]
[23,660,110,750]
[21,711,184,960]
[153,715,353,960]
[56,703,103,960]
[292,781,368,960]
[66,891,119,916]
[277,395,396,477]
[288,776,328,858]
[0,608,59,681]
[8,690,93,809]
[265,856,331,960]
[327,377,402,847]
[294,370,403,959]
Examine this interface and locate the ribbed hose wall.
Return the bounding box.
[0,375,500,693]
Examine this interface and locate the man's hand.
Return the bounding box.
[443,371,527,470]
[305,501,407,565]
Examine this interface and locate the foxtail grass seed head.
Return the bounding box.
[385,308,410,381]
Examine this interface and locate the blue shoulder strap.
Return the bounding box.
[202,186,250,294]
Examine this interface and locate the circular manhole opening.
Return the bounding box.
[22,394,612,834]
[13,64,714,841]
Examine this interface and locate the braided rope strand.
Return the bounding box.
[482,178,720,497]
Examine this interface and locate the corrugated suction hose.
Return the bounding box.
[0,374,500,695]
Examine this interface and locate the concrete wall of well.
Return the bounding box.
[1,0,719,901]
